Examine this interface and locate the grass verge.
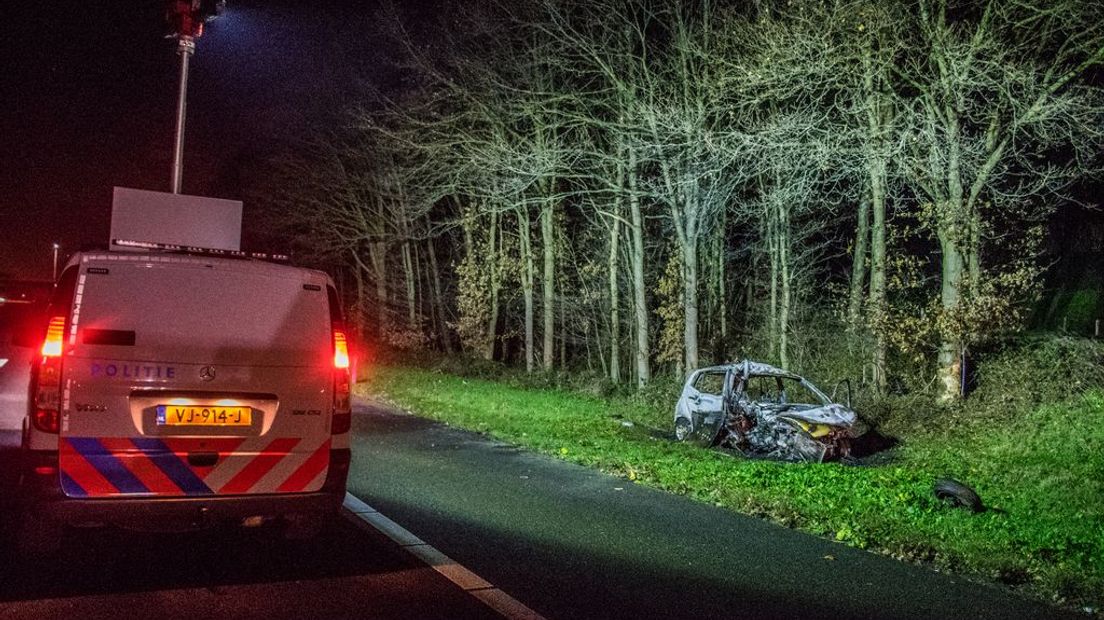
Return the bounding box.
[360,364,1103,610]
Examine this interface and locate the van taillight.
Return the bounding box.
[328,286,351,433]
[333,329,350,370]
[332,366,351,434]
[32,354,62,434]
[41,315,66,357]
[33,408,60,434]
[332,330,351,434]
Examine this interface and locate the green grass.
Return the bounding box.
[360,365,1104,609]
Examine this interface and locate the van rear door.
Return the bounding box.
[58,255,335,498]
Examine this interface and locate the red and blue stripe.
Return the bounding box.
[58,436,329,498]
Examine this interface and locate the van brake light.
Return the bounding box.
[332,329,352,434]
[332,367,352,434]
[41,315,66,357]
[33,408,60,434]
[32,353,63,434]
[333,330,350,369]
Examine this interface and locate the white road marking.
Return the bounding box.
[342,492,546,620]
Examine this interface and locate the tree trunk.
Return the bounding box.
[682,196,700,373]
[401,240,417,332]
[426,237,453,353]
[847,197,870,331]
[869,160,888,390]
[938,230,964,400]
[777,197,791,370]
[715,216,727,360]
[607,207,621,382]
[864,41,893,388]
[367,242,388,338]
[399,212,417,335]
[559,290,566,368]
[353,258,366,338]
[414,240,424,326]
[628,150,650,387]
[541,199,555,371]
[417,244,434,344]
[486,210,501,361]
[349,249,373,341]
[517,207,536,372]
[767,211,779,362]
[937,105,967,401]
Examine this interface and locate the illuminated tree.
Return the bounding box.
[896,0,1104,399]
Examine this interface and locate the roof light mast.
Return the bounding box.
[166,1,225,194]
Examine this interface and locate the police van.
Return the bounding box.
[20,240,352,552]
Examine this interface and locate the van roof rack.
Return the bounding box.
[111,239,290,262]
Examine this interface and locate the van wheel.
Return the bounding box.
[17,512,63,558]
[283,513,325,541]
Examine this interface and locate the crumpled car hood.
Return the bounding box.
[778,404,857,428]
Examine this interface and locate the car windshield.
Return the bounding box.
[743,374,831,406]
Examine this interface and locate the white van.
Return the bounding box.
[19,246,351,551]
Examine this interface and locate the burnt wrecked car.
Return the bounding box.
[673,360,862,462]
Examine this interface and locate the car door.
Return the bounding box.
[681,369,727,447]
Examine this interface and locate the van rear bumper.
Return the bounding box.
[21,448,351,530]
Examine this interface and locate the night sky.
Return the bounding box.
[2,0,1099,317]
[0,1,387,279]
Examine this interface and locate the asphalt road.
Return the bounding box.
[0,429,499,620]
[347,398,1077,620]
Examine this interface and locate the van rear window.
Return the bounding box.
[71,263,331,367]
[326,285,344,326]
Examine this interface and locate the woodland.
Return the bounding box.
[252,0,1104,401]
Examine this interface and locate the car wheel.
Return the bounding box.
[673,417,692,442]
[934,478,985,513]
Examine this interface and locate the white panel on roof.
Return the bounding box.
[110,187,242,252]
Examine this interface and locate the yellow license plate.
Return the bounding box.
[157,405,252,427]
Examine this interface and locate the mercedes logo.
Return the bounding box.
[199,366,216,382]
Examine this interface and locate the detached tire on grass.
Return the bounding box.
[934,478,985,513]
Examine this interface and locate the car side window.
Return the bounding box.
[693,372,725,396]
[746,376,780,404]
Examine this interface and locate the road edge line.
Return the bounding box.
[341,492,546,620]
